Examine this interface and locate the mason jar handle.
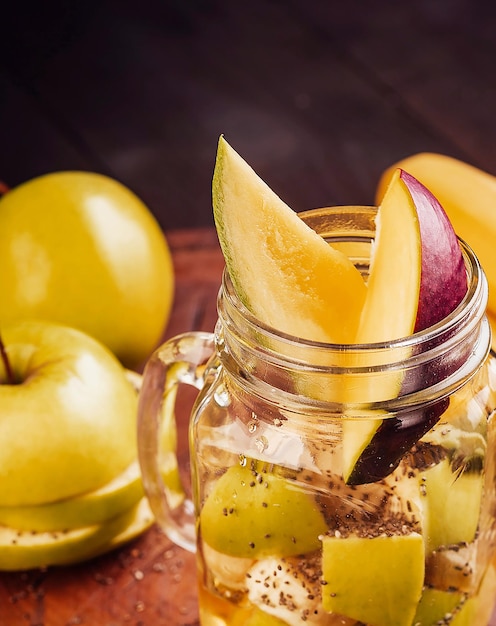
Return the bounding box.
[137,331,215,553]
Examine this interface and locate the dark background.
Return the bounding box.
[1,0,496,231]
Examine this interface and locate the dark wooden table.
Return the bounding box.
[0,229,494,626]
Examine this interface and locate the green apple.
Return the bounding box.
[0,497,154,571]
[321,532,425,626]
[200,461,327,558]
[419,458,483,553]
[413,588,473,626]
[0,461,143,531]
[0,320,138,506]
[0,171,174,367]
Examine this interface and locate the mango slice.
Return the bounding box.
[376,152,496,317]
[212,136,366,344]
[211,139,466,487]
[343,168,465,484]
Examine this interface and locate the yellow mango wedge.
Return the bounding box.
[376,152,496,319]
[365,167,466,341]
[343,168,467,484]
[213,136,366,344]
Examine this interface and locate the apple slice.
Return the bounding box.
[321,532,425,626]
[245,553,336,626]
[212,136,366,344]
[0,461,143,532]
[200,461,327,559]
[419,458,483,553]
[201,541,254,591]
[0,497,153,571]
[412,588,472,626]
[93,497,154,556]
[343,168,468,484]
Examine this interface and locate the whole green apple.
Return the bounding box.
[0,319,138,506]
[0,171,174,367]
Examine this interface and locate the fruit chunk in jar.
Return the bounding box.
[197,366,496,625]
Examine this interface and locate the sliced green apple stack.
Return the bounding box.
[0,320,155,570]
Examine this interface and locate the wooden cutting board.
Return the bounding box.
[0,228,494,625]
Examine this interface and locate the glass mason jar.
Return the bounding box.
[137,206,496,626]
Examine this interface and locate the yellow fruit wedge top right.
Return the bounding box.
[376,152,496,345]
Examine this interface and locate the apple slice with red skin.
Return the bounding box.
[344,169,468,484]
